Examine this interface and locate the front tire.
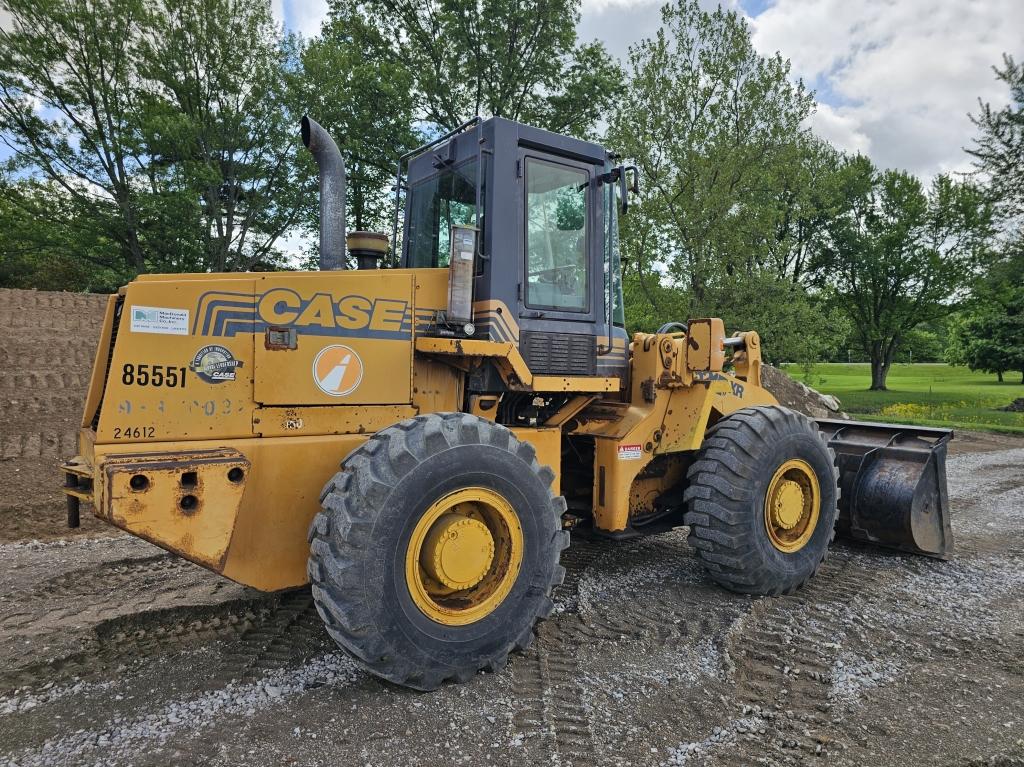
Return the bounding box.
[683,406,840,596]
[308,413,568,690]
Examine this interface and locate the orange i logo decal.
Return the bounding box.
[312,344,364,397]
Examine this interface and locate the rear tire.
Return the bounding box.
[683,406,839,596]
[308,413,568,690]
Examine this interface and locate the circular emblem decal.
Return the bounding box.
[189,344,243,384]
[313,344,364,397]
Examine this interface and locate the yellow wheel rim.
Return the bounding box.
[764,459,820,553]
[405,487,523,626]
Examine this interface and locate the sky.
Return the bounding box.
[274,0,1023,180]
[2,1,1018,185]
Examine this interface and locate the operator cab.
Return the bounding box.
[398,117,632,381]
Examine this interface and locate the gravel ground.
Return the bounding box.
[0,437,1022,767]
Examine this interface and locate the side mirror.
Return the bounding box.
[617,165,640,215]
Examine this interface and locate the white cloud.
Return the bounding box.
[285,0,329,39]
[807,102,870,156]
[578,0,664,61]
[270,0,286,29]
[749,0,1024,178]
[578,0,731,63]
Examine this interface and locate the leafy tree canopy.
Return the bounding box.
[0,0,308,278]
[296,5,419,242]
[343,0,623,136]
[813,156,994,389]
[968,54,1024,227]
[946,298,1024,384]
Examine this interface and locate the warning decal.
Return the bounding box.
[617,443,643,460]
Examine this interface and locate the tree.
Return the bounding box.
[347,0,623,135]
[815,156,994,390]
[0,0,305,278]
[606,0,847,364]
[761,136,846,284]
[946,301,1024,383]
[968,55,1024,229]
[947,240,1024,381]
[0,0,153,274]
[137,0,308,272]
[0,176,126,291]
[947,54,1024,385]
[607,0,815,310]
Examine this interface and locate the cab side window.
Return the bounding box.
[407,160,480,268]
[525,158,588,312]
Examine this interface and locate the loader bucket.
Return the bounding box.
[815,419,953,559]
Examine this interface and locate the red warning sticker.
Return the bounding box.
[617,443,643,460]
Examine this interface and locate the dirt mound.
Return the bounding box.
[1000,397,1024,412]
[0,288,111,543]
[760,364,848,420]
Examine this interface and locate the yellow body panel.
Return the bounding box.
[570,332,775,532]
[510,427,561,491]
[251,271,414,405]
[253,405,418,437]
[99,277,258,443]
[80,295,119,429]
[91,433,369,590]
[101,448,249,570]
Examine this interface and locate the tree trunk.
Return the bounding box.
[869,357,888,390]
[869,341,891,390]
[997,370,1004,383]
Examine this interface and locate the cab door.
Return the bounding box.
[516,151,601,377]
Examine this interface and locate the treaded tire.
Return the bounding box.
[308,413,568,690]
[683,406,840,596]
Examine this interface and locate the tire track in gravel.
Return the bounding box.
[692,446,1024,766]
[0,543,329,694]
[519,533,750,766]
[0,597,275,692]
[1,590,332,695]
[31,554,197,599]
[216,589,333,682]
[576,535,751,645]
[710,550,875,765]
[509,534,606,766]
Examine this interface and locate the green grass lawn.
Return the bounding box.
[780,363,1024,434]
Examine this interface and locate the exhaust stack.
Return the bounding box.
[301,115,346,270]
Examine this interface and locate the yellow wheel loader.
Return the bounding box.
[61,116,953,690]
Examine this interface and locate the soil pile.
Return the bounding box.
[0,288,112,543]
[761,364,848,420]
